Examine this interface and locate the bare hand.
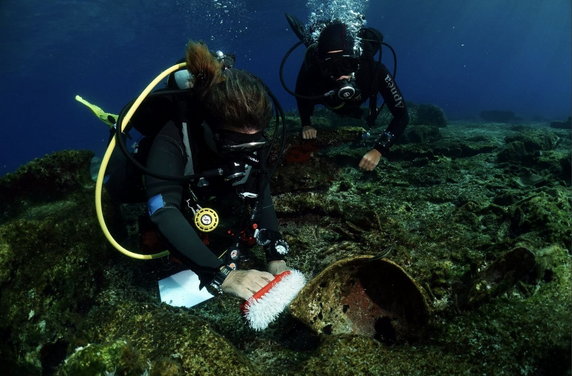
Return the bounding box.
[358,149,382,171]
[267,260,288,275]
[302,126,317,139]
[221,269,274,300]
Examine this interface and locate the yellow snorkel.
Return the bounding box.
[93,62,187,260]
[75,95,118,127]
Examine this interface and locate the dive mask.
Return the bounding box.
[320,54,359,78]
[216,130,268,154]
[215,130,268,187]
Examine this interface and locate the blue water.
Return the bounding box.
[1,0,570,176]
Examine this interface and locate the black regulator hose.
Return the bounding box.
[383,42,398,78]
[279,41,328,101]
[264,88,288,176]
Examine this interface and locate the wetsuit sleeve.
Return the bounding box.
[295,49,321,128]
[144,121,223,282]
[373,64,409,154]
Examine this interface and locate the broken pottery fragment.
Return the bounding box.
[289,256,430,343]
[460,247,537,308]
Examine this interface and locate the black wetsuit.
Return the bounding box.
[295,37,409,154]
[143,99,282,285]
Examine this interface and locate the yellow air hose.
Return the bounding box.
[95,62,187,260]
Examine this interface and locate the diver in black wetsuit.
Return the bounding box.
[293,20,409,171]
[143,42,289,300]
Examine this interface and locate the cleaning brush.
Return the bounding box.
[241,270,306,331]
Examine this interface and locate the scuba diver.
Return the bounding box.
[281,15,409,171]
[100,41,290,300]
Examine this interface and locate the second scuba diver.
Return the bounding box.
[129,41,290,300]
[286,18,409,171]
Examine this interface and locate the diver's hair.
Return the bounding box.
[186,41,224,93]
[185,41,272,133]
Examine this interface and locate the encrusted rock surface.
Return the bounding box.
[0,114,570,375]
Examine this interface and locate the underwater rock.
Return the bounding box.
[559,153,572,184]
[273,126,368,193]
[435,142,498,159]
[0,149,124,374]
[549,116,571,130]
[0,189,128,375]
[496,130,561,164]
[392,139,497,161]
[513,171,551,188]
[291,108,363,129]
[480,110,520,123]
[55,340,148,376]
[408,103,448,127]
[533,244,571,283]
[309,102,448,129]
[289,256,430,343]
[505,131,561,151]
[372,101,449,127]
[272,157,338,194]
[508,189,572,246]
[314,127,367,146]
[399,125,443,144]
[75,300,263,376]
[459,247,537,309]
[299,334,477,376]
[0,150,94,222]
[496,139,541,164]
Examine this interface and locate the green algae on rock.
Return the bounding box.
[299,334,476,376]
[0,116,570,376]
[75,300,263,376]
[0,152,118,374]
[0,150,94,223]
[55,340,148,376]
[458,246,537,309]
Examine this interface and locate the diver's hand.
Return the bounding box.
[302,126,317,139]
[267,260,289,275]
[359,149,382,171]
[221,269,274,300]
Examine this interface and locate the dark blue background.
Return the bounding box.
[1,0,570,175]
